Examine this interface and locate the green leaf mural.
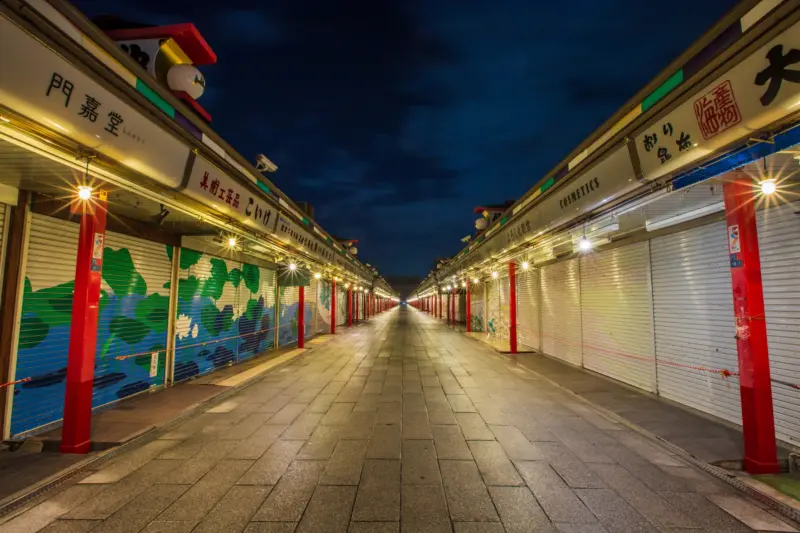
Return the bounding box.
[135,294,170,333]
[178,276,199,302]
[201,258,229,301]
[242,263,260,294]
[103,248,147,296]
[200,304,234,336]
[178,248,203,270]
[229,268,243,288]
[245,298,264,320]
[20,279,75,327]
[18,316,49,349]
[109,316,150,345]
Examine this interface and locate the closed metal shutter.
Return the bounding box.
[318,280,332,331]
[337,288,346,326]
[174,251,241,382]
[304,280,316,338]
[11,214,78,436]
[469,283,484,332]
[516,268,540,351]
[541,259,582,366]
[458,292,466,323]
[758,200,800,446]
[236,264,276,363]
[278,285,299,346]
[651,221,740,425]
[96,232,172,408]
[498,276,510,341]
[487,278,501,338]
[581,242,656,392]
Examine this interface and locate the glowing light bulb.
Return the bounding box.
[761,179,776,195]
[227,237,237,248]
[579,237,593,251]
[77,186,92,200]
[491,272,498,279]
[521,261,529,270]
[314,273,322,279]
[473,278,479,284]
[289,263,297,271]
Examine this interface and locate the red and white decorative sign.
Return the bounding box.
[694,80,742,140]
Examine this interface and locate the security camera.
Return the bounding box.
[255,154,278,173]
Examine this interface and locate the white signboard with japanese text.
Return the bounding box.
[0,16,190,188]
[275,213,333,263]
[456,145,637,273]
[183,156,277,234]
[635,19,800,182]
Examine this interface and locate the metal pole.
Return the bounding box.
[723,178,778,474]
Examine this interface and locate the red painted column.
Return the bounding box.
[509,262,518,354]
[723,178,779,474]
[466,280,471,333]
[348,289,352,327]
[298,285,305,348]
[61,193,108,454]
[331,280,336,334]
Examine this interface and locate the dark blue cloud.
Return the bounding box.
[77,0,738,277]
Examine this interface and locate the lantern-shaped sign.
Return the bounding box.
[167,64,206,99]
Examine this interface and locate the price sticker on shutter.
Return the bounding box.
[150,351,159,378]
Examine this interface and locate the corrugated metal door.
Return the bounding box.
[95,232,172,408]
[581,242,656,392]
[469,283,484,332]
[516,268,540,351]
[318,280,332,332]
[237,264,276,363]
[498,276,510,341]
[540,259,582,366]
[304,281,316,338]
[337,288,346,326]
[651,222,740,425]
[458,292,466,323]
[278,285,299,346]
[10,214,78,436]
[758,200,800,446]
[487,278,500,338]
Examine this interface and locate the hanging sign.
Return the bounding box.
[183,156,278,234]
[0,16,190,188]
[275,213,330,263]
[635,19,800,183]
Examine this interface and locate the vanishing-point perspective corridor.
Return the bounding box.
[1,306,785,533]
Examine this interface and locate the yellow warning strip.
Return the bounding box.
[215,348,306,387]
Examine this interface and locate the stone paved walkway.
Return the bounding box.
[2,307,798,533]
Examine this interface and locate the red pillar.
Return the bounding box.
[466,280,471,333]
[298,285,305,348]
[61,193,108,454]
[509,263,518,354]
[723,178,778,474]
[331,280,336,334]
[348,289,353,327]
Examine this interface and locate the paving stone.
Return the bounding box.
[515,461,597,524]
[79,440,178,484]
[0,484,108,533]
[97,484,189,533]
[239,440,305,485]
[307,394,337,414]
[537,442,606,489]
[447,394,476,413]
[296,425,341,460]
[548,428,614,464]
[253,460,326,521]
[229,424,288,460]
[159,459,251,522]
[38,520,100,533]
[599,446,688,492]
[658,492,753,533]
[401,440,441,485]
[349,523,399,533]
[296,485,357,533]
[282,413,324,440]
[352,459,401,521]
[257,395,296,414]
[244,523,298,533]
[367,424,402,459]
[163,440,241,485]
[489,486,556,533]
[455,413,494,440]
[488,425,542,460]
[321,403,355,425]
[453,524,505,533]
[402,411,433,440]
[431,425,472,460]
[438,460,499,522]
[401,484,450,530]
[321,439,369,485]
[376,403,402,425]
[575,488,652,533]
[553,525,609,533]
[467,441,524,486]
[588,463,695,528]
[270,404,309,426]
[706,494,797,532]
[139,521,197,533]
[193,485,272,533]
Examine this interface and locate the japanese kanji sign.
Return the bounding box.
[0,17,189,188]
[635,19,800,183]
[184,156,278,234]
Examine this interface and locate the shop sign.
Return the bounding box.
[0,16,190,188]
[636,19,800,182]
[183,156,277,233]
[275,213,331,263]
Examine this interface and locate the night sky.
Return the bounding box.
[76,0,738,277]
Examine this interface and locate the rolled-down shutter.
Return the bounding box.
[541,258,582,366]
[581,242,655,392]
[337,288,346,325]
[278,285,300,346]
[458,292,466,323]
[174,250,240,382]
[487,279,500,338]
[11,214,78,436]
[469,283,484,332]
[651,221,740,425]
[758,201,800,446]
[318,280,332,331]
[304,280,316,337]
[95,232,172,408]
[516,268,540,351]
[236,264,276,363]
[498,276,510,340]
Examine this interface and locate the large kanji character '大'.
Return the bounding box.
[755,44,800,107]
